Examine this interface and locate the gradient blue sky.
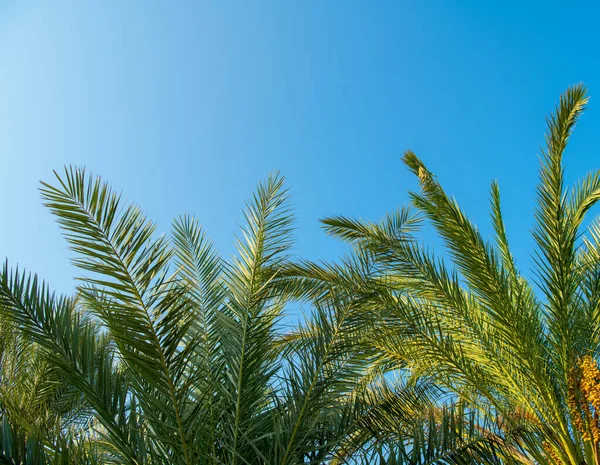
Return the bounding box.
[1,1,600,294]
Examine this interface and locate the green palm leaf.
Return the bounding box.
[40,167,195,465]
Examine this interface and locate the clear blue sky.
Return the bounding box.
[1,1,599,294]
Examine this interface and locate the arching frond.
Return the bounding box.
[40,167,195,465]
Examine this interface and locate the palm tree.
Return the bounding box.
[300,84,600,464]
[1,169,340,464]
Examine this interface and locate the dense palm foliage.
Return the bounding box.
[291,84,600,464]
[0,169,502,464]
[0,85,597,463]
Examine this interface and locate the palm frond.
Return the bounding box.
[216,172,294,464]
[40,167,195,465]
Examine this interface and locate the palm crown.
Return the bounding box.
[299,83,600,464]
[0,85,597,464]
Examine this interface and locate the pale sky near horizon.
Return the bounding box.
[2,1,600,295]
